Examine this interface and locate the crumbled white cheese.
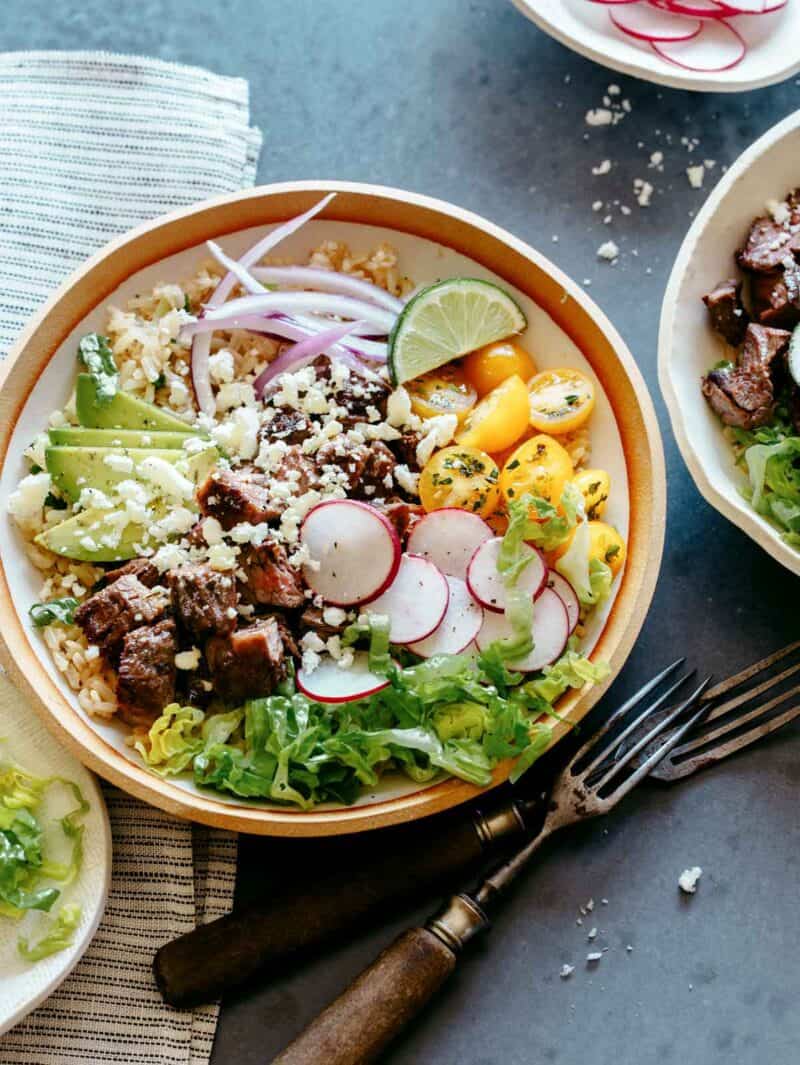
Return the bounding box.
[394,464,419,495]
[300,631,326,654]
[416,414,458,467]
[175,647,202,670]
[103,453,134,474]
[7,472,52,529]
[678,866,702,894]
[592,200,603,212]
[586,952,603,964]
[77,487,114,511]
[585,898,594,912]
[559,964,575,979]
[648,151,664,170]
[301,649,321,674]
[151,542,191,572]
[137,456,195,501]
[216,381,256,411]
[386,386,414,427]
[84,644,101,662]
[229,521,270,547]
[592,159,612,176]
[207,542,239,571]
[322,606,347,628]
[169,378,191,408]
[150,506,196,539]
[767,198,791,225]
[634,179,653,208]
[686,165,705,190]
[201,516,224,545]
[212,405,260,461]
[586,108,613,127]
[596,240,619,263]
[587,927,597,941]
[208,348,235,385]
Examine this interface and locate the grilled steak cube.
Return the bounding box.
[75,575,169,661]
[299,605,347,640]
[703,279,749,346]
[238,540,305,609]
[198,467,281,529]
[206,617,289,702]
[739,323,791,376]
[374,498,425,543]
[117,618,177,722]
[312,355,389,421]
[99,557,160,589]
[737,216,800,274]
[316,440,395,497]
[264,408,311,445]
[751,265,800,329]
[388,431,422,471]
[701,324,791,430]
[275,445,319,495]
[168,563,237,639]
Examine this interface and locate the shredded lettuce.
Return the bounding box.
[134,704,206,776]
[745,437,800,542]
[342,613,392,674]
[555,522,613,607]
[500,486,583,561]
[0,761,87,959]
[523,645,611,705]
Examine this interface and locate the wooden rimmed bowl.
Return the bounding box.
[0,181,665,836]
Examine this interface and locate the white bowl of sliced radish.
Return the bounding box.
[0,181,664,836]
[512,0,799,92]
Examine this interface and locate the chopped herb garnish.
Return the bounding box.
[564,394,579,406]
[44,492,68,511]
[29,598,79,628]
[29,464,43,475]
[604,544,620,563]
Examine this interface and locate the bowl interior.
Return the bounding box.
[660,119,800,577]
[0,184,662,834]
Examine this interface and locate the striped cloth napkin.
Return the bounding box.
[0,51,262,1064]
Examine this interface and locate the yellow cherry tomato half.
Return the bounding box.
[528,368,596,434]
[418,445,500,518]
[499,434,574,509]
[587,521,626,576]
[572,468,611,521]
[407,365,477,424]
[462,340,537,397]
[455,374,531,453]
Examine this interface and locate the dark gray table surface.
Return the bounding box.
[6,2,800,1062]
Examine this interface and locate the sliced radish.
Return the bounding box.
[297,651,390,704]
[466,537,546,614]
[647,0,729,15]
[612,4,702,39]
[546,570,580,635]
[365,554,449,644]
[476,588,569,673]
[300,499,400,606]
[651,18,746,70]
[407,576,484,658]
[406,508,493,580]
[710,0,784,10]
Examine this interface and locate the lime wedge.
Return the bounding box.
[388,278,527,385]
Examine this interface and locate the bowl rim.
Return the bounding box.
[511,0,800,94]
[0,179,665,836]
[658,109,800,578]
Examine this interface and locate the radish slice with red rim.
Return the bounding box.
[546,571,580,635]
[300,500,401,606]
[651,18,746,71]
[365,554,449,644]
[406,508,493,580]
[297,651,391,704]
[611,4,703,40]
[466,537,546,614]
[406,576,484,658]
[647,0,729,15]
[475,588,569,673]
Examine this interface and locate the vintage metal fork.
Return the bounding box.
[271,663,712,1065]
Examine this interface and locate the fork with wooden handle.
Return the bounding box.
[155,644,800,1009]
[269,671,712,1065]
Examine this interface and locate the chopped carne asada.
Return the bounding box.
[75,575,169,661]
[168,563,238,640]
[238,540,305,609]
[117,618,177,723]
[99,557,160,589]
[703,279,749,346]
[198,467,281,528]
[206,616,291,702]
[702,324,790,430]
[316,439,395,496]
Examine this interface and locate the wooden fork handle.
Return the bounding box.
[271,897,489,1065]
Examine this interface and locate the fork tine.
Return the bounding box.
[700,661,800,726]
[589,678,712,793]
[605,694,714,801]
[672,681,800,758]
[579,672,692,777]
[651,703,800,782]
[702,641,800,703]
[569,658,686,769]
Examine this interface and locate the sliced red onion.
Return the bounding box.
[612,4,703,39]
[193,290,396,336]
[253,320,367,398]
[250,265,404,313]
[191,193,335,415]
[186,311,387,363]
[206,240,266,296]
[651,17,746,69]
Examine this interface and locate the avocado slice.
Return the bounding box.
[75,373,193,432]
[49,426,195,449]
[35,507,156,562]
[46,446,187,502]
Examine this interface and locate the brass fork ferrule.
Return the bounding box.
[426,894,489,954]
[472,800,527,848]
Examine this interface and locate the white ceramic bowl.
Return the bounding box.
[659,110,800,575]
[511,0,800,93]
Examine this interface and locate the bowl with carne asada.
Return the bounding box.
[0,182,664,835]
[659,110,800,576]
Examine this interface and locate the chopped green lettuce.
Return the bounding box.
[556,522,613,607]
[134,704,206,776]
[18,903,81,962]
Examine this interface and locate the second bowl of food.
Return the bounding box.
[659,110,800,576]
[0,181,664,835]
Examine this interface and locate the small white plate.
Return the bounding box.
[511,0,800,93]
[659,109,800,576]
[0,673,110,1036]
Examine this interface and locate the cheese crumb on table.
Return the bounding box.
[597,240,619,263]
[592,159,612,176]
[686,165,705,190]
[560,964,575,979]
[679,866,703,894]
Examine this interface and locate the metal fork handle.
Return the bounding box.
[271,897,488,1065]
